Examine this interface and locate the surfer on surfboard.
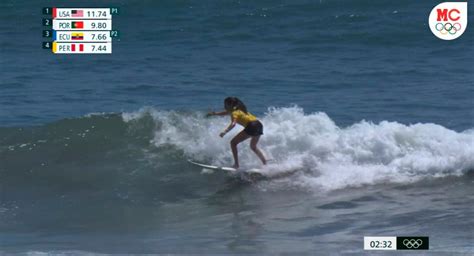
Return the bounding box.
[207,97,267,169]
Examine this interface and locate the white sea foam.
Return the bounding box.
[123,106,474,191]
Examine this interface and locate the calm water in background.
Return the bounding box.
[0,0,473,254]
[1,0,472,130]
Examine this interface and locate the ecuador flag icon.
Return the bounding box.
[72,33,84,40]
[71,21,84,29]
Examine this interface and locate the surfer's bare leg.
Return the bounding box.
[230,130,250,168]
[250,136,267,165]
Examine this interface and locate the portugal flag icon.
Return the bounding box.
[71,21,84,29]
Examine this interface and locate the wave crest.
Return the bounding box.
[123,106,474,191]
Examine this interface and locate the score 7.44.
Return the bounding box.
[91,44,108,52]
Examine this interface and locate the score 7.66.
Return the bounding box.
[91,33,109,41]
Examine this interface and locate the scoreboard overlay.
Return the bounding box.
[42,7,119,54]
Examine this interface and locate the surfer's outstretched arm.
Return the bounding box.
[219,119,237,138]
[206,111,228,117]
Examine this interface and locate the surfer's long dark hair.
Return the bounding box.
[224,97,248,113]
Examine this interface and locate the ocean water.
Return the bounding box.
[1,0,473,255]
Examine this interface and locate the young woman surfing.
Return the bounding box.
[207,97,267,169]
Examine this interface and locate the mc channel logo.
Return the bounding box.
[429,2,468,40]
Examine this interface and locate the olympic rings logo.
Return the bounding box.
[403,239,423,249]
[435,22,462,35]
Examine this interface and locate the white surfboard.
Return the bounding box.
[188,160,262,174]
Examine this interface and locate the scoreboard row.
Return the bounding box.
[42,7,119,54]
[45,20,113,31]
[53,42,111,54]
[47,8,114,19]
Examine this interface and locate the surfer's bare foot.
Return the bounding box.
[232,164,239,169]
